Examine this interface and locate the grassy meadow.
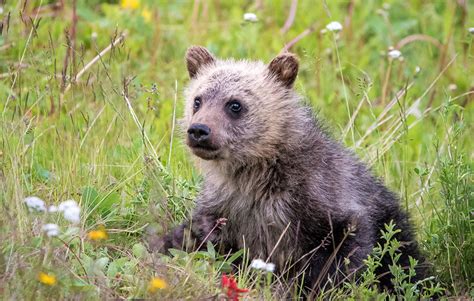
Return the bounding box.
[0,0,473,299]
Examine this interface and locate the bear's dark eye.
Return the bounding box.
[227,100,242,114]
[193,97,202,112]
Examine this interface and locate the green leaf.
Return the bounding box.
[206,241,216,259]
[82,186,120,217]
[95,257,109,271]
[82,186,100,210]
[132,243,147,259]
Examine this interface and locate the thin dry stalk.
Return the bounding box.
[380,59,393,105]
[280,0,298,34]
[366,55,458,165]
[282,23,316,53]
[395,34,443,50]
[355,83,413,148]
[266,222,292,262]
[168,81,178,168]
[60,32,126,98]
[2,0,43,118]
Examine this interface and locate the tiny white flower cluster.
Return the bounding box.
[448,83,457,91]
[326,21,343,32]
[24,196,47,212]
[24,196,82,237]
[243,13,258,23]
[58,200,81,224]
[387,49,402,59]
[250,259,275,273]
[42,223,60,237]
[469,27,474,34]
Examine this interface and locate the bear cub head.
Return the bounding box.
[183,46,302,163]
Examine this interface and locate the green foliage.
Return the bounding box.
[327,222,444,300]
[423,104,473,296]
[0,0,472,299]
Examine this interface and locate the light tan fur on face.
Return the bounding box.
[183,51,307,165]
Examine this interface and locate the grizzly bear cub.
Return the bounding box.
[148,46,426,293]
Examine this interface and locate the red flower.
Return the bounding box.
[221,274,249,301]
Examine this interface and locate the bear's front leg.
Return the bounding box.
[146,213,226,254]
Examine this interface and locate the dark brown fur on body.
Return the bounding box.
[147,46,426,293]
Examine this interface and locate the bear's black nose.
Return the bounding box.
[187,123,211,145]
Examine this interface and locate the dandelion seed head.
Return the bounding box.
[243,13,258,22]
[42,223,60,237]
[24,196,46,212]
[326,21,343,32]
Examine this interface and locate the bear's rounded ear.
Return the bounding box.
[186,46,216,79]
[268,53,299,88]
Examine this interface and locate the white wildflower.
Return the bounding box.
[58,199,81,224]
[91,32,98,39]
[448,84,457,91]
[243,13,258,22]
[42,223,60,237]
[63,206,80,224]
[48,205,58,213]
[415,66,421,73]
[250,259,266,269]
[265,262,275,273]
[24,196,46,212]
[388,49,402,59]
[326,21,343,32]
[250,259,275,273]
[58,199,78,211]
[469,27,474,34]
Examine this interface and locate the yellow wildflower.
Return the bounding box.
[148,277,168,293]
[141,8,152,23]
[87,226,108,241]
[38,272,57,286]
[121,0,139,10]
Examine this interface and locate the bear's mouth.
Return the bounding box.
[189,145,221,160]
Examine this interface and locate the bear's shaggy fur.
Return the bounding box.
[147,46,426,293]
